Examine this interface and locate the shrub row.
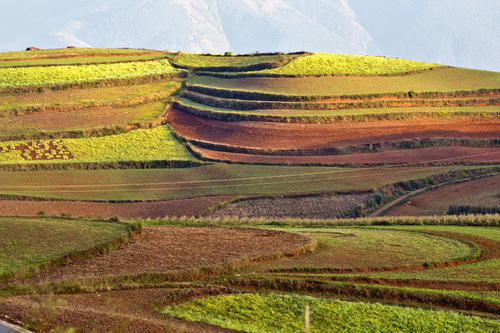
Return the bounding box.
[447,205,500,215]
[186,84,500,102]
[174,100,500,124]
[182,90,500,111]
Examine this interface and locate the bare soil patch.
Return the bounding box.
[24,226,310,282]
[387,175,500,216]
[0,288,237,333]
[168,108,500,150]
[0,195,235,218]
[193,145,500,165]
[210,193,371,219]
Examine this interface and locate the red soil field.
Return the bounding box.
[0,195,235,218]
[193,146,500,165]
[386,175,500,216]
[168,109,500,150]
[24,226,311,282]
[0,288,234,333]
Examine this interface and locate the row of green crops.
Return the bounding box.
[247,53,441,76]
[0,59,184,88]
[0,48,156,60]
[0,125,194,164]
[162,293,500,333]
[0,53,171,68]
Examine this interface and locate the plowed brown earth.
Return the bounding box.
[387,175,500,216]
[23,226,310,282]
[193,146,500,165]
[0,288,237,333]
[0,195,235,218]
[168,109,500,149]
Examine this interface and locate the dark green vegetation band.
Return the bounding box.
[448,205,500,215]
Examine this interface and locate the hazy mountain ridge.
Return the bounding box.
[0,0,498,71]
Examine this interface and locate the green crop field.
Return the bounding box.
[0,59,184,88]
[0,125,194,164]
[190,67,500,95]
[0,80,179,112]
[0,48,156,60]
[246,53,440,76]
[0,216,131,278]
[0,100,169,138]
[162,293,500,333]
[249,227,475,271]
[0,52,171,68]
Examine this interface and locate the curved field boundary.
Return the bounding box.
[185,136,500,156]
[196,66,449,79]
[174,100,500,123]
[371,173,500,217]
[5,229,317,294]
[186,84,500,102]
[0,217,143,282]
[0,71,187,94]
[228,277,500,315]
[182,90,500,111]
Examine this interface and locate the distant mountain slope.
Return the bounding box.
[0,0,498,71]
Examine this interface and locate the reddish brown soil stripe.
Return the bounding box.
[0,196,236,219]
[168,108,500,149]
[191,145,500,165]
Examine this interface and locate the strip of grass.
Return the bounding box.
[0,60,183,88]
[0,216,131,278]
[191,68,500,95]
[162,293,500,332]
[0,125,194,164]
[0,165,491,202]
[0,48,156,60]
[250,53,440,76]
[0,53,170,68]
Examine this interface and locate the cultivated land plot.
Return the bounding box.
[22,226,310,281]
[0,195,237,219]
[0,126,194,164]
[0,60,183,88]
[190,68,500,95]
[0,165,488,201]
[169,109,500,149]
[194,146,500,165]
[0,80,179,112]
[387,175,500,216]
[0,48,156,60]
[210,193,372,219]
[162,293,500,333]
[0,101,168,138]
[0,216,130,278]
[248,227,474,271]
[173,53,296,69]
[0,53,170,68]
[246,53,440,76]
